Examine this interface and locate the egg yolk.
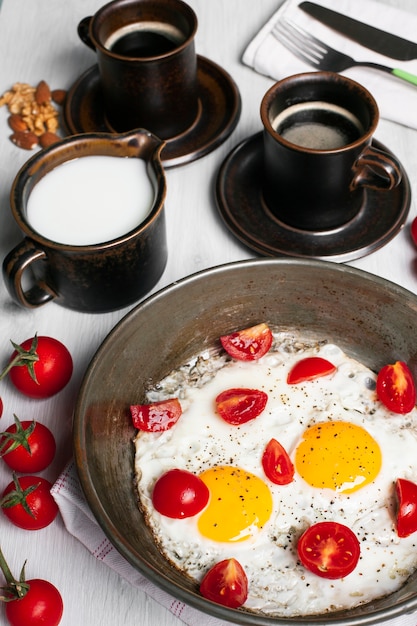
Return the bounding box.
[197,466,272,542]
[295,421,382,494]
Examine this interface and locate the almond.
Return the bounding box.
[35,80,51,105]
[39,131,60,148]
[10,130,39,150]
[51,89,67,106]
[8,113,28,132]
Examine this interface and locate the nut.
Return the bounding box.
[51,89,67,105]
[35,80,51,105]
[8,114,28,132]
[10,131,39,150]
[39,131,60,148]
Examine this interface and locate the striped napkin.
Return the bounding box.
[242,0,417,129]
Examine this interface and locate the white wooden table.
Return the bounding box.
[1,0,417,624]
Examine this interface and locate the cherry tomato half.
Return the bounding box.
[215,388,268,425]
[395,478,417,538]
[1,475,59,530]
[152,469,209,519]
[0,415,56,473]
[376,361,416,414]
[297,521,360,579]
[200,558,248,608]
[287,357,336,385]
[5,578,63,626]
[2,335,73,399]
[262,438,294,485]
[220,323,273,361]
[130,398,182,432]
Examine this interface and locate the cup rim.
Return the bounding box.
[260,71,379,154]
[89,0,198,61]
[9,129,167,252]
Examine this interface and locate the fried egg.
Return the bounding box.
[134,335,417,617]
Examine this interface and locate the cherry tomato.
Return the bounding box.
[0,546,63,626]
[411,216,417,247]
[297,521,360,579]
[287,356,336,384]
[152,468,209,518]
[0,397,3,418]
[215,388,268,425]
[395,478,417,538]
[262,438,294,485]
[376,361,416,414]
[220,323,273,361]
[130,398,182,432]
[0,414,56,473]
[1,474,58,530]
[0,334,73,399]
[200,558,248,608]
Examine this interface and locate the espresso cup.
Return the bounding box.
[260,72,402,231]
[2,129,167,313]
[78,0,199,139]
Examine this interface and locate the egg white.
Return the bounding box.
[134,336,417,617]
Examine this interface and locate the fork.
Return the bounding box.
[272,19,417,86]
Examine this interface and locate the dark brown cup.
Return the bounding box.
[260,72,402,231]
[78,0,199,139]
[2,130,167,313]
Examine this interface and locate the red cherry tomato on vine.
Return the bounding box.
[262,438,294,485]
[1,474,58,530]
[215,388,268,425]
[287,357,336,384]
[5,578,64,626]
[297,521,360,579]
[152,468,209,518]
[0,334,73,399]
[376,361,416,414]
[130,398,182,432]
[0,415,56,473]
[220,323,273,361]
[395,478,417,538]
[200,558,248,608]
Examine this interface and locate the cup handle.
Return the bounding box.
[2,238,57,308]
[78,16,96,51]
[351,144,402,191]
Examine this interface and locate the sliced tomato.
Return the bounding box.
[297,521,360,579]
[130,398,182,432]
[220,323,273,361]
[262,438,294,485]
[376,361,416,414]
[152,469,209,519]
[215,388,268,425]
[395,478,417,538]
[200,558,248,608]
[287,356,336,385]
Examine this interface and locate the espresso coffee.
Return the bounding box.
[105,22,183,58]
[272,101,364,150]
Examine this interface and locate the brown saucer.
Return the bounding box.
[216,132,411,262]
[64,56,241,168]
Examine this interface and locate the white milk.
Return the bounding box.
[26,155,155,246]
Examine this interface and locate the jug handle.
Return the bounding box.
[2,238,56,308]
[78,16,96,51]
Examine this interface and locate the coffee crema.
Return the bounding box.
[104,21,184,58]
[26,155,155,246]
[272,101,365,150]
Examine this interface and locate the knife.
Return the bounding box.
[298,1,417,61]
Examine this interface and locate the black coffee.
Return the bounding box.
[111,30,178,57]
[272,101,364,150]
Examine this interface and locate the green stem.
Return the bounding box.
[0,335,39,384]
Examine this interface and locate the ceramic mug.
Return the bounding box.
[260,72,402,231]
[78,0,199,139]
[2,129,167,313]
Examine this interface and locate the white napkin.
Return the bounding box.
[52,460,417,626]
[242,0,417,129]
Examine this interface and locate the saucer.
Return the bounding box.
[216,133,411,262]
[64,56,241,168]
